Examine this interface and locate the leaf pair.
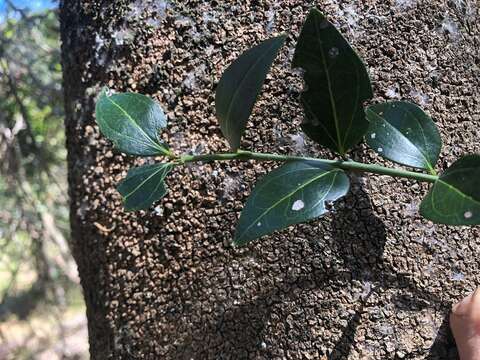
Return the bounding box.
[215,9,374,155]
[95,89,173,211]
[292,10,443,168]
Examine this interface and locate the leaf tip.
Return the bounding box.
[231,238,246,248]
[311,7,326,18]
[275,33,288,43]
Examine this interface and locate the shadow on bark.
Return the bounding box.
[171,176,452,359]
[329,303,364,360]
[171,268,330,359]
[329,175,451,358]
[425,314,458,360]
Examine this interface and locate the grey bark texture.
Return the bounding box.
[60,0,480,359]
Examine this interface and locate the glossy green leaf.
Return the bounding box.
[234,161,350,246]
[215,35,287,151]
[292,8,373,155]
[117,163,173,211]
[365,101,441,171]
[420,155,480,225]
[95,88,170,156]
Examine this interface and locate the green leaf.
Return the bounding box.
[365,101,442,171]
[117,163,173,211]
[215,35,287,151]
[234,161,350,246]
[95,88,170,156]
[292,8,373,155]
[420,155,480,225]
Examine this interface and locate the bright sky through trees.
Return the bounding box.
[0,0,56,13]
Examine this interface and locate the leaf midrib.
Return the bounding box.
[99,115,160,154]
[314,17,343,154]
[367,108,433,170]
[436,178,480,207]
[105,95,168,155]
[122,165,169,200]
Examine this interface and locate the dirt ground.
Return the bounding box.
[0,309,88,359]
[63,0,479,358]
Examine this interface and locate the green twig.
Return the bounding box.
[178,150,438,183]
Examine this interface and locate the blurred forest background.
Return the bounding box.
[0,0,87,358]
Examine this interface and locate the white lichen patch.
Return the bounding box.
[451,272,465,281]
[360,281,372,300]
[386,87,400,99]
[190,142,205,155]
[174,15,193,28]
[221,176,242,200]
[182,63,207,90]
[441,17,461,41]
[202,12,219,24]
[291,200,305,211]
[265,8,275,33]
[145,18,161,28]
[152,1,170,18]
[409,90,430,106]
[340,4,361,33]
[112,27,135,46]
[404,201,419,217]
[395,0,417,9]
[289,133,306,154]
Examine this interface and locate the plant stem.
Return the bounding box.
[179,150,438,183]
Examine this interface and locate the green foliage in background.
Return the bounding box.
[96,7,480,247]
[0,8,72,309]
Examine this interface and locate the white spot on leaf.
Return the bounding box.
[291,200,305,211]
[464,211,473,219]
[377,147,383,152]
[370,133,376,139]
[328,47,339,58]
[257,222,262,227]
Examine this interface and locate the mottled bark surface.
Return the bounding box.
[60,0,480,358]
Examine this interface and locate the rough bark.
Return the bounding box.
[60,0,480,359]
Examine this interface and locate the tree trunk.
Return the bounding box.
[60,1,479,359]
